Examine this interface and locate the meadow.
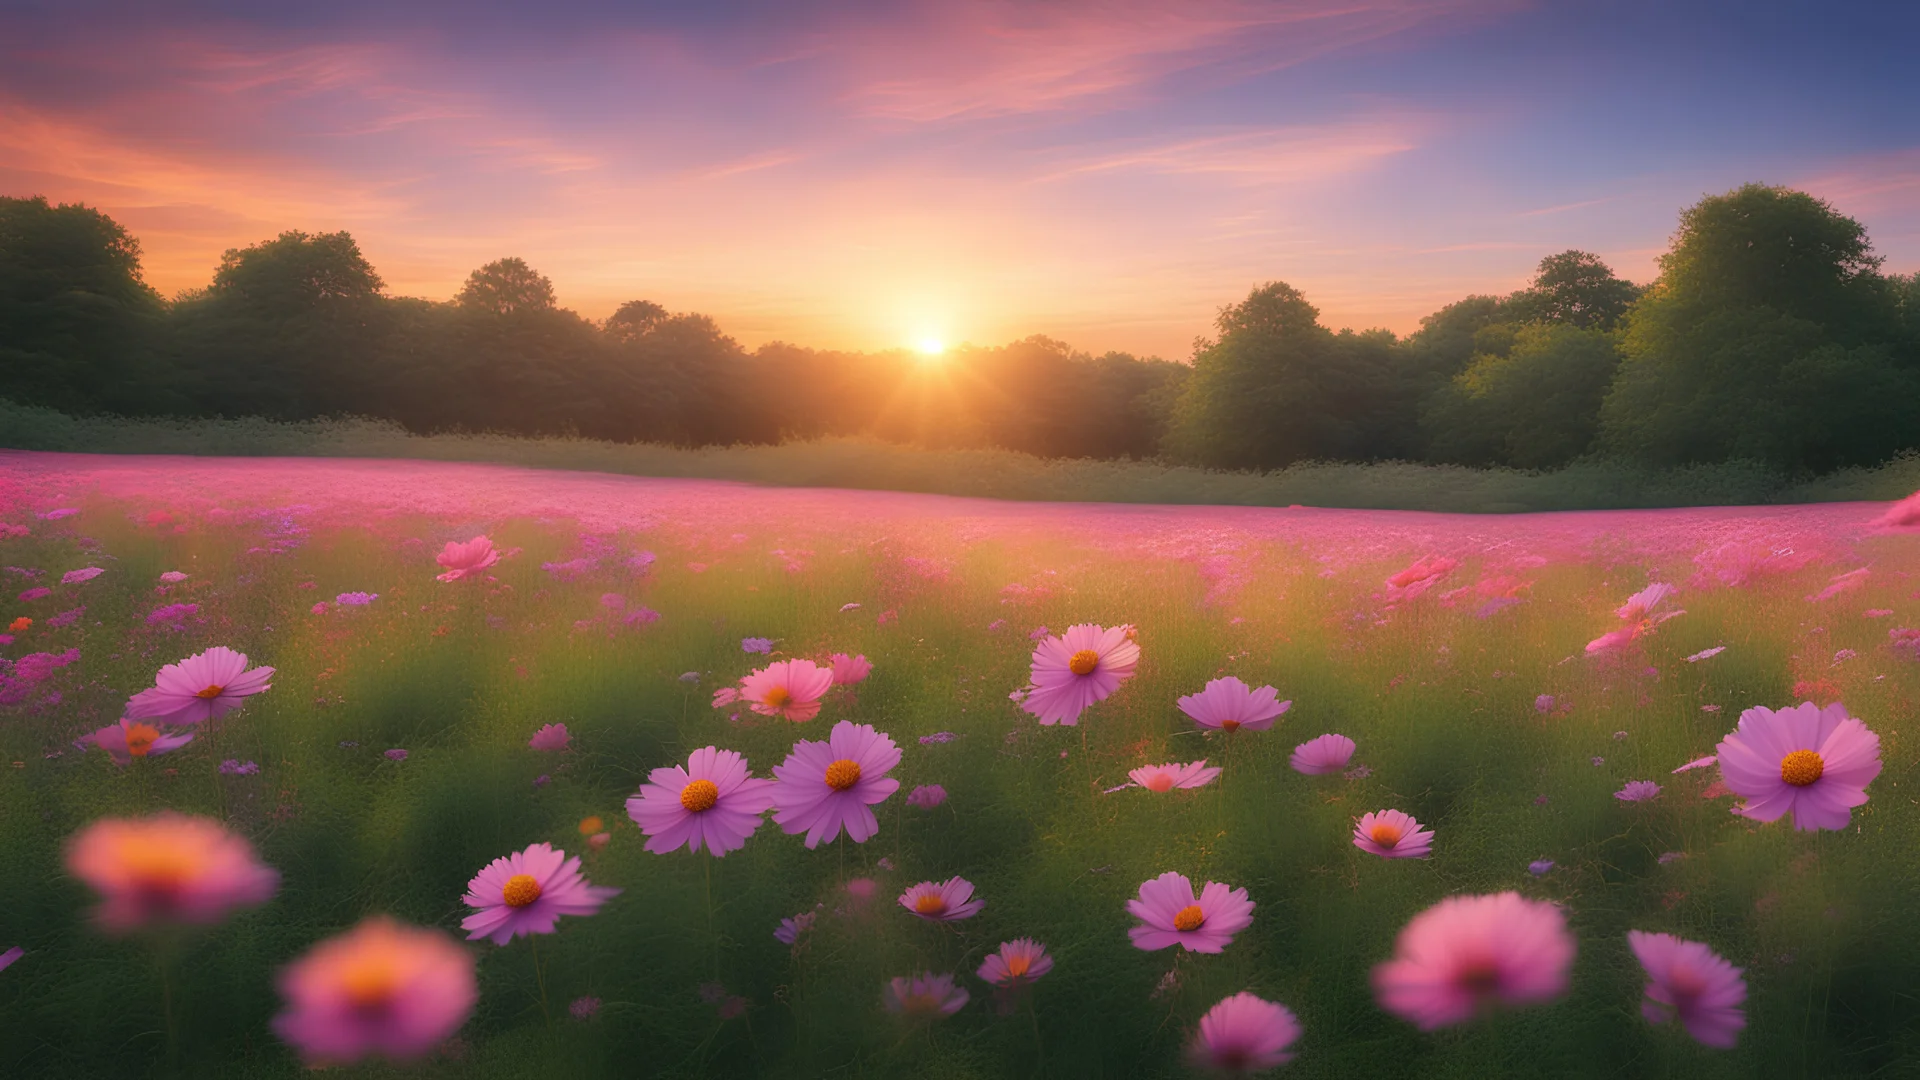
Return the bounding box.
[2,450,1919,1079]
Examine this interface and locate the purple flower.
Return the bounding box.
[1591,757,1605,767]
[918,732,957,745]
[17,587,50,602]
[1657,851,1686,865]
[774,912,815,945]
[384,748,409,762]
[335,592,378,606]
[570,996,601,1020]
[1615,781,1661,803]
[146,603,200,628]
[46,606,83,628]
[61,567,105,584]
[741,637,774,654]
[1534,694,1556,713]
[907,784,948,809]
[40,508,78,520]
[0,946,21,972]
[678,671,701,684]
[529,724,570,752]
[219,759,261,776]
[533,774,551,788]
[1027,626,1050,640]
[1528,859,1554,876]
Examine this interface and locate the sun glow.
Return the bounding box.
[914,337,947,357]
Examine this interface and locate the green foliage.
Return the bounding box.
[1423,325,1621,468]
[458,257,557,315]
[208,230,385,310]
[1504,250,1641,331]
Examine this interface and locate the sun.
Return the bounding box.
[914,336,947,357]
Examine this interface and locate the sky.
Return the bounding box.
[2,0,1916,359]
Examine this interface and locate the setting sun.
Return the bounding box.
[914,337,947,357]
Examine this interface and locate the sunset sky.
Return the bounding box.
[3,0,1915,359]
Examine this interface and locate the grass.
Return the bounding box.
[1,455,1918,1078]
[4,399,1918,513]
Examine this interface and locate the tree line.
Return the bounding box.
[3,184,1917,474]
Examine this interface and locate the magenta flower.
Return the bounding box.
[774,912,815,945]
[829,652,872,685]
[1289,733,1356,775]
[741,636,774,654]
[1127,872,1254,954]
[1385,555,1457,601]
[336,591,377,606]
[17,587,50,602]
[159,571,189,583]
[1020,623,1140,726]
[1616,583,1677,621]
[1353,809,1434,859]
[1534,694,1556,713]
[1713,701,1882,831]
[459,843,620,945]
[1188,992,1302,1073]
[570,996,602,1020]
[882,972,969,1018]
[1372,892,1574,1030]
[1615,781,1662,803]
[1628,931,1746,1048]
[80,718,194,765]
[123,646,275,726]
[65,812,279,932]
[771,721,901,847]
[528,723,570,751]
[1177,676,1289,733]
[899,877,983,922]
[272,917,477,1066]
[978,939,1053,987]
[1128,761,1221,792]
[626,746,776,856]
[435,536,500,582]
[906,783,948,809]
[740,659,835,722]
[0,946,19,973]
[61,567,105,585]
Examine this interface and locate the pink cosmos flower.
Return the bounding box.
[770,721,901,848]
[978,939,1053,987]
[1615,781,1662,802]
[1353,810,1434,858]
[528,723,570,751]
[1289,733,1356,775]
[899,877,983,922]
[459,843,620,944]
[1188,992,1302,1073]
[740,659,835,722]
[626,746,775,856]
[435,536,501,582]
[828,653,872,685]
[1128,761,1222,792]
[1385,556,1457,601]
[65,812,279,932]
[1713,701,1882,831]
[0,946,20,973]
[1020,623,1141,726]
[711,686,741,708]
[1372,892,1574,1030]
[906,783,948,809]
[272,916,477,1066]
[1616,583,1676,621]
[882,972,969,1018]
[123,646,275,726]
[1628,931,1746,1048]
[1177,676,1290,732]
[81,718,194,765]
[1127,872,1255,954]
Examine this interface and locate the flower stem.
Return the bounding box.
[530,934,552,1028]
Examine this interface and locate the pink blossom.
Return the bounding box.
[626,746,775,856]
[61,567,105,585]
[1127,761,1221,792]
[774,912,815,945]
[1628,931,1746,1048]
[65,812,279,932]
[1177,676,1290,732]
[123,646,275,725]
[899,877,983,922]
[1188,992,1301,1073]
[459,843,620,945]
[882,972,968,1018]
[1020,623,1141,726]
[1126,871,1254,954]
[1353,809,1434,858]
[711,686,741,707]
[1868,489,1920,531]
[1384,556,1457,601]
[739,659,834,722]
[1289,733,1356,775]
[906,783,947,809]
[528,723,570,751]
[770,721,901,848]
[435,536,501,582]
[272,917,477,1065]
[828,652,872,685]
[1615,781,1662,802]
[1372,892,1574,1029]
[80,718,194,765]
[16,587,50,602]
[1714,701,1881,831]
[978,939,1052,987]
[159,571,189,583]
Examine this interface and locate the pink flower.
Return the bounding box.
[1188,992,1301,1073]
[528,723,570,751]
[0,946,20,973]
[1177,676,1290,733]
[159,571,189,583]
[740,659,835,722]
[1020,623,1141,726]
[310,602,328,615]
[774,912,815,944]
[711,686,741,707]
[906,783,948,809]
[61,567,105,584]
[435,536,501,582]
[978,939,1052,987]
[1385,556,1457,601]
[1289,733,1356,775]
[272,917,477,1066]
[770,721,901,848]
[80,718,194,765]
[882,972,968,1018]
[1871,489,1920,530]
[1372,892,1574,1030]
[1127,871,1255,954]
[1615,781,1662,802]
[1673,756,1717,773]
[899,877,983,922]
[459,843,620,945]
[17,587,50,602]
[1128,761,1221,792]
[845,877,878,902]
[626,746,776,856]
[65,812,279,932]
[1713,701,1882,831]
[123,646,275,726]
[828,652,872,685]
[1686,646,1727,663]
[1628,931,1746,1048]
[570,995,602,1020]
[1353,809,1434,858]
[1616,583,1677,621]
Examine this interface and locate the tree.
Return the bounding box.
[605,299,668,342]
[457,257,556,315]
[209,230,384,310]
[1506,250,1639,330]
[1422,324,1620,468]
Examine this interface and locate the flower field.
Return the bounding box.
[3,451,1919,1079]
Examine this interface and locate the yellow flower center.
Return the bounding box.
[115,838,203,899]
[1780,749,1824,787]
[1369,822,1404,846]
[340,957,398,1012]
[1004,953,1031,979]
[903,992,942,1015]
[913,894,948,916]
[1219,718,1241,732]
[824,759,862,791]
[1456,957,1502,996]
[578,815,604,835]
[195,684,225,700]
[1172,904,1206,932]
[1145,772,1175,793]
[764,686,792,708]
[501,873,543,908]
[1068,649,1100,676]
[123,723,162,757]
[680,779,720,813]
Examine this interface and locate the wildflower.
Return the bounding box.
[533,774,550,788]
[1534,694,1556,713]
[1289,734,1356,775]
[146,602,200,628]
[770,721,901,848]
[740,659,835,722]
[1178,676,1290,733]
[528,723,571,751]
[1714,701,1881,831]
[839,602,862,612]
[678,671,701,684]
[1864,608,1893,618]
[741,637,774,654]
[384,749,408,762]
[159,571,189,583]
[1127,761,1221,792]
[17,588,50,602]
[435,536,501,581]
[219,759,261,776]
[1127,871,1254,954]
[310,602,328,615]
[0,947,19,973]
[899,877,983,922]
[1628,931,1746,1048]
[774,912,815,945]
[1673,756,1717,773]
[1615,781,1661,802]
[1528,860,1554,876]
[570,996,601,1020]
[61,567,105,585]
[845,878,877,902]
[335,592,377,606]
[6,617,26,632]
[65,812,279,932]
[1188,992,1301,1073]
[124,646,274,726]
[1372,892,1574,1029]
[828,652,872,685]
[1591,757,1605,766]
[907,784,948,809]
[1353,810,1434,858]
[1385,556,1457,601]
[626,746,775,856]
[81,718,194,765]
[459,843,620,945]
[883,973,968,1018]
[978,939,1053,987]
[712,686,741,708]
[1657,851,1686,865]
[272,917,477,1065]
[918,732,957,745]
[45,606,82,628]
[1686,647,1726,663]
[1020,623,1141,726]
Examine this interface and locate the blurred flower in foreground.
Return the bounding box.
[828,652,872,685]
[771,721,901,848]
[906,783,947,808]
[435,536,501,582]
[1628,931,1746,1048]
[978,938,1052,988]
[528,723,570,751]
[1178,676,1290,733]
[1128,872,1254,954]
[459,843,620,945]
[1373,892,1573,1030]
[882,972,968,1019]
[159,571,188,583]
[66,812,279,932]
[80,718,194,765]
[123,646,275,726]
[273,916,476,1066]
[899,877,982,922]
[1188,992,1301,1074]
[740,659,834,722]
[1714,701,1881,831]
[1021,623,1140,726]
[627,746,775,856]
[1353,810,1434,859]
[1127,761,1220,792]
[1289,734,1356,775]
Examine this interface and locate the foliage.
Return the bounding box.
[1422,324,1621,468]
